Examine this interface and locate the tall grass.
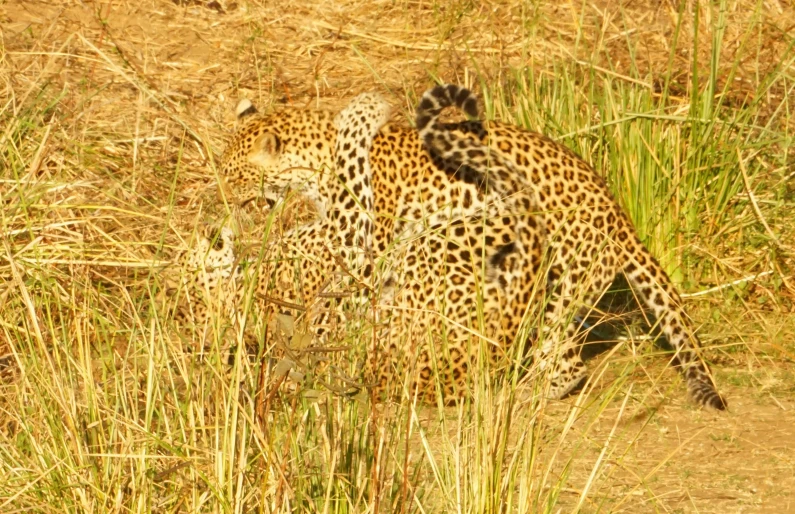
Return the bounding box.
[0,97,644,512]
[483,0,793,289]
[1,1,792,513]
[495,84,786,287]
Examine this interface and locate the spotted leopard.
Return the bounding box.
[207,84,725,409]
[171,224,241,331]
[172,92,392,346]
[218,91,546,401]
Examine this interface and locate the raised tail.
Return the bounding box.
[414,84,543,366]
[330,92,392,255]
[415,84,532,203]
[416,84,479,134]
[333,92,392,215]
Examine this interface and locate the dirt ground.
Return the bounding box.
[539,368,795,512]
[2,0,794,512]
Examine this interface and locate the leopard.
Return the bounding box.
[171,225,241,329]
[213,89,546,402]
[204,84,726,409]
[170,92,393,385]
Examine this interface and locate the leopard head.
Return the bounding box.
[218,100,337,213]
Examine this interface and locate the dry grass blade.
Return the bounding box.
[0,0,793,512]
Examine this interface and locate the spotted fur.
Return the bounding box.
[415,85,724,409]
[173,93,391,332]
[172,225,241,328]
[187,84,725,409]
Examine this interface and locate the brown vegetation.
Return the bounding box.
[1,0,793,512]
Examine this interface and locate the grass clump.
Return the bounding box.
[1,0,793,512]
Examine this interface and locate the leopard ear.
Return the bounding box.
[248,132,282,167]
[254,132,281,156]
[236,99,258,120]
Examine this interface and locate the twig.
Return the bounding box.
[313,20,523,54]
[738,148,783,249]
[681,270,774,298]
[255,293,306,312]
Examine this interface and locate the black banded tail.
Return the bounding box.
[415,84,531,200]
[416,84,479,134]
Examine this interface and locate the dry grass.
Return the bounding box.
[1,0,794,512]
